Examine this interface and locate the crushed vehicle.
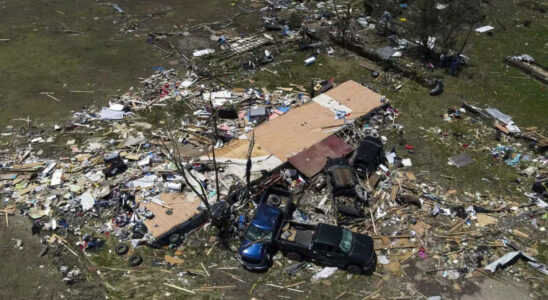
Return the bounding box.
[238,202,284,271]
[278,222,377,275]
[324,158,368,221]
[350,136,384,178]
[238,187,295,271]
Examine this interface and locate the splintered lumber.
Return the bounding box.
[163,283,196,294]
[194,285,236,292]
[373,236,417,250]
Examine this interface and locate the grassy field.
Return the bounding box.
[0,0,256,130]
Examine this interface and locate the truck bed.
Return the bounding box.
[279,222,316,248]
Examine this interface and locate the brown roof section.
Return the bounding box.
[252,80,383,162]
[142,193,202,239]
[288,135,354,177]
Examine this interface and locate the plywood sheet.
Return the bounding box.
[325,80,383,115]
[211,138,269,159]
[252,101,342,161]
[142,193,202,239]
[252,80,384,162]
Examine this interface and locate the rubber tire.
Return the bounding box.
[115,244,129,256]
[347,264,363,275]
[267,195,282,206]
[286,252,302,262]
[129,254,143,267]
[363,253,377,275]
[355,185,367,202]
[168,233,181,244]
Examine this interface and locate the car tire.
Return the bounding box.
[286,252,302,262]
[355,185,367,202]
[132,231,144,239]
[347,264,363,275]
[115,244,129,255]
[267,195,282,206]
[129,254,143,267]
[363,253,377,275]
[168,233,181,245]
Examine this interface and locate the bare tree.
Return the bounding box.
[437,0,482,52]
[207,95,221,203]
[331,1,353,53]
[159,132,211,211]
[408,0,440,55]
[409,0,482,54]
[245,131,255,203]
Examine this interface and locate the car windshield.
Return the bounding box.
[244,225,272,242]
[339,229,353,253]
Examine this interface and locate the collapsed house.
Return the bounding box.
[209,80,388,182]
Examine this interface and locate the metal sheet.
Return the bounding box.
[448,153,474,168]
[288,135,354,177]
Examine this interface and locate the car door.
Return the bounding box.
[322,245,346,267]
[312,243,346,266]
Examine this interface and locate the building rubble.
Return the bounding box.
[0,1,547,299]
[1,64,546,298]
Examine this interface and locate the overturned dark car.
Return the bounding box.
[350,136,384,178]
[324,158,367,221]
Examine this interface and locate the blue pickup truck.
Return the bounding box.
[238,203,284,271]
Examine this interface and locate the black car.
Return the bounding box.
[324,158,357,195]
[324,158,367,219]
[350,136,384,177]
[277,222,377,275]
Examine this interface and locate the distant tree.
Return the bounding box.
[409,0,482,54]
[408,0,440,54]
[363,0,373,15]
[288,11,304,30]
[331,1,353,53]
[372,0,398,16]
[437,0,482,52]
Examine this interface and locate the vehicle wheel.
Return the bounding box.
[129,254,143,267]
[347,264,363,275]
[355,185,367,202]
[168,233,181,244]
[115,244,129,255]
[286,252,302,262]
[363,253,377,275]
[267,195,282,206]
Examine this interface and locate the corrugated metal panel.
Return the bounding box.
[288,136,354,177]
